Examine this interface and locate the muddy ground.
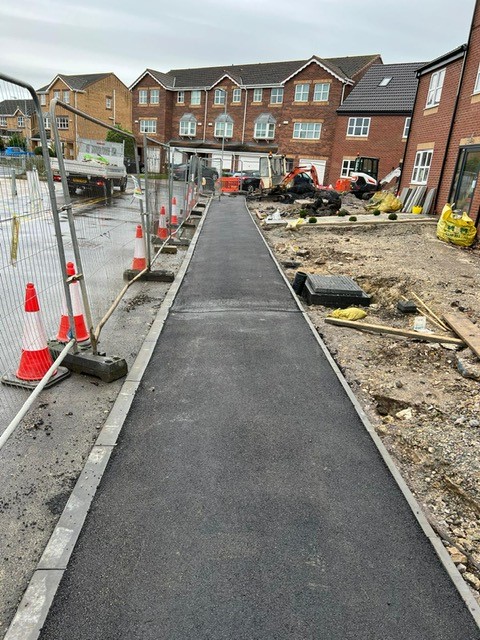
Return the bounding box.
[249,193,480,599]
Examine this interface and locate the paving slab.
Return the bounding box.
[37,196,480,639]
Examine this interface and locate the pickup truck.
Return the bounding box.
[50,138,128,196]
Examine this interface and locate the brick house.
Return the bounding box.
[0,99,36,150]
[34,73,132,158]
[129,54,381,179]
[329,62,423,187]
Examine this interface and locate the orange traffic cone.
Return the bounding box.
[132,224,147,270]
[16,283,55,381]
[57,262,90,344]
[171,196,178,226]
[157,205,168,240]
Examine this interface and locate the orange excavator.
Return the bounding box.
[256,154,321,197]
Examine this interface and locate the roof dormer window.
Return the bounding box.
[379,77,392,86]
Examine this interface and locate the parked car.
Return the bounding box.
[232,170,261,192]
[1,146,34,157]
[173,162,219,182]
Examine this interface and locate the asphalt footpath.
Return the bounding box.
[39,196,480,639]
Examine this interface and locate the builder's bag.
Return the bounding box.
[436,204,476,247]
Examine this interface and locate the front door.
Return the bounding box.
[450,145,480,216]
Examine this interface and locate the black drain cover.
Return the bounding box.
[303,275,371,307]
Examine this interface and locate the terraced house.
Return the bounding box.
[0,99,35,149]
[130,54,381,182]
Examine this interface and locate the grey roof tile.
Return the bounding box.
[37,73,111,92]
[337,62,425,114]
[0,99,36,116]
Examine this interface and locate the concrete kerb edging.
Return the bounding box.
[245,199,480,628]
[4,197,213,640]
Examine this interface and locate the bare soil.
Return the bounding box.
[249,193,480,599]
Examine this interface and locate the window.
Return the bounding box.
[214,89,226,105]
[294,84,309,102]
[54,90,60,99]
[293,122,321,139]
[426,68,445,107]
[270,87,284,104]
[44,114,50,130]
[63,91,70,104]
[17,116,25,128]
[341,159,356,177]
[347,117,371,137]
[139,119,156,133]
[313,83,330,101]
[214,113,233,138]
[232,88,241,103]
[56,116,69,129]
[191,90,201,105]
[253,88,263,103]
[254,114,276,140]
[106,97,112,109]
[450,146,480,215]
[179,114,197,137]
[379,77,392,86]
[0,116,7,127]
[150,89,159,104]
[474,64,480,94]
[40,94,46,106]
[402,117,411,139]
[139,89,148,104]
[177,91,185,104]
[411,149,433,184]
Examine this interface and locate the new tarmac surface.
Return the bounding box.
[39,197,480,639]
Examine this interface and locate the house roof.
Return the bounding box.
[337,62,425,114]
[415,44,467,77]
[0,99,36,116]
[131,54,381,91]
[37,73,111,92]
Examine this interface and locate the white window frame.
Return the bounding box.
[474,63,480,94]
[293,122,321,139]
[254,121,275,140]
[54,90,60,99]
[139,119,156,134]
[232,88,241,103]
[402,117,411,139]
[139,89,148,104]
[270,87,284,104]
[214,119,233,138]
[17,115,25,128]
[150,89,159,104]
[106,97,112,109]
[44,114,51,130]
[191,90,201,105]
[56,116,69,130]
[347,117,371,137]
[426,68,445,107]
[177,91,185,104]
[0,116,7,127]
[294,84,309,102]
[63,91,70,104]
[179,119,196,137]
[341,159,356,177]
[313,83,330,102]
[40,94,46,106]
[214,89,226,105]
[411,149,433,184]
[253,88,263,103]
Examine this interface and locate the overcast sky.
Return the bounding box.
[1,0,477,92]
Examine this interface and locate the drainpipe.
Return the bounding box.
[242,88,248,144]
[203,89,208,143]
[433,43,469,212]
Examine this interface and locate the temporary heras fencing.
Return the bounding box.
[0,72,206,449]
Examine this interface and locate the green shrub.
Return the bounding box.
[372,209,381,216]
[337,209,348,217]
[349,216,357,222]
[308,216,317,224]
[388,213,398,220]
[298,210,307,218]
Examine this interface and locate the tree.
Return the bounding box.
[106,125,135,159]
[8,133,27,149]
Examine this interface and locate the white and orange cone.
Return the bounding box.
[16,283,55,381]
[132,224,147,270]
[171,196,178,226]
[157,206,168,240]
[57,262,90,344]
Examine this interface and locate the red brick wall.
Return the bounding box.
[399,58,463,207]
[131,74,170,146]
[329,114,409,185]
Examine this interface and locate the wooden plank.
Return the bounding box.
[422,188,436,215]
[324,317,464,345]
[443,313,480,358]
